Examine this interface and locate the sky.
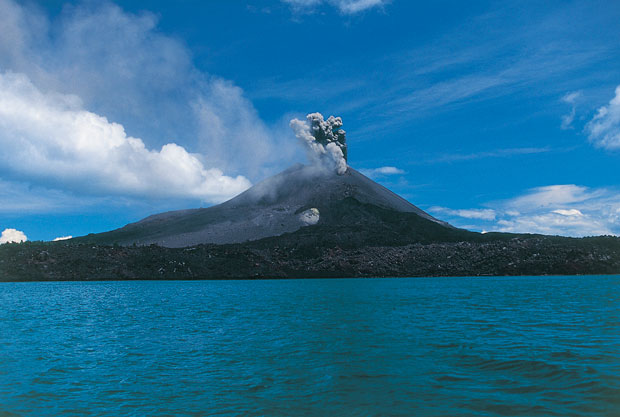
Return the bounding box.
[0,0,619,242]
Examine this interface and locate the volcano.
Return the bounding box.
[11,164,620,281]
[80,164,455,248]
[7,109,620,281]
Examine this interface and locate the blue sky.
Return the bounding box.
[1,0,619,243]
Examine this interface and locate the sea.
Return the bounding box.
[0,276,619,416]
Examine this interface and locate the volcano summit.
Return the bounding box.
[79,112,452,247]
[80,164,452,248]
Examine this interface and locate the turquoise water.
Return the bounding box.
[0,276,619,416]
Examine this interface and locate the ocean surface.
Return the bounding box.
[0,276,619,417]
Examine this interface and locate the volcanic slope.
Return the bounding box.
[78,164,460,248]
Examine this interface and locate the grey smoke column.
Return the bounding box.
[290,112,348,175]
[308,113,348,161]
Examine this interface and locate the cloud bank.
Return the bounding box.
[0,228,27,244]
[0,0,296,210]
[586,85,620,150]
[0,72,250,201]
[430,184,620,237]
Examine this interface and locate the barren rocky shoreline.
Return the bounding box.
[1,234,619,281]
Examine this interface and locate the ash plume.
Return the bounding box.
[290,112,348,175]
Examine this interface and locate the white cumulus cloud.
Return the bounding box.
[0,72,250,202]
[493,185,618,236]
[504,184,603,210]
[585,85,620,150]
[431,184,620,237]
[0,0,299,213]
[552,209,583,217]
[0,228,27,244]
[495,212,610,237]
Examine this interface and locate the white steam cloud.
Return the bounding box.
[0,228,27,244]
[299,208,320,225]
[290,112,348,175]
[53,236,73,241]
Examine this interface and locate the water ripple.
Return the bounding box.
[0,275,619,416]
